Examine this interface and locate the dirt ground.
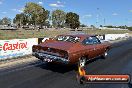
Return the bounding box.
[0,28,132,40]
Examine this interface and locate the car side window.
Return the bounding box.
[92,37,101,44]
[82,36,100,45]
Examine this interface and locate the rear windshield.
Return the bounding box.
[55,35,80,43]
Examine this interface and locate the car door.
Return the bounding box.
[91,36,105,56]
[82,37,98,59]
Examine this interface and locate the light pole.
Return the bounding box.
[96,8,99,29]
[104,18,106,26]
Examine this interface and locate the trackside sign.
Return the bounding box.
[1,42,27,51]
[0,38,38,60]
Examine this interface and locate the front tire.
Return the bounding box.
[79,57,87,67]
[101,50,108,59]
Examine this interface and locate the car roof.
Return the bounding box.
[58,34,96,40]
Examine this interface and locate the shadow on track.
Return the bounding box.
[86,57,104,65]
[34,57,104,74]
[35,62,77,73]
[128,82,132,88]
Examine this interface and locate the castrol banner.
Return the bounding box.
[0,38,38,60]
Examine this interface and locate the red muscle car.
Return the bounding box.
[32,34,111,65]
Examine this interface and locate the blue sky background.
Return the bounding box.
[0,0,132,26]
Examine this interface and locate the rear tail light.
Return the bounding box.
[32,45,42,52]
[32,45,37,52]
[60,51,68,59]
[32,46,69,59]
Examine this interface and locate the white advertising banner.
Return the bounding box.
[0,38,38,60]
[105,34,127,41]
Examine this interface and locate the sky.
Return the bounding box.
[0,0,132,26]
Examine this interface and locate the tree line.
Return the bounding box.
[12,2,80,29]
[101,25,132,31]
[0,17,11,25]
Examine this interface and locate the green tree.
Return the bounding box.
[36,8,49,27]
[24,2,49,27]
[13,13,28,27]
[1,17,11,25]
[65,12,80,29]
[90,25,96,29]
[80,24,87,27]
[100,25,103,27]
[0,19,2,25]
[52,9,66,28]
[43,21,50,28]
[128,27,132,31]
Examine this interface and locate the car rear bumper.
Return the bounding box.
[32,52,69,64]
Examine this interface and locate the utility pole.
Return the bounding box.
[104,18,106,26]
[125,18,127,29]
[96,8,99,29]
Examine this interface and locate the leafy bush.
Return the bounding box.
[128,27,132,31]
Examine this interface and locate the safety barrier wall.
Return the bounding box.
[0,38,38,60]
[105,34,128,41]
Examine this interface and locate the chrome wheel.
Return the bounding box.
[79,57,86,67]
[104,51,108,57]
[102,50,108,59]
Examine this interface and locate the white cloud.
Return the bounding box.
[38,1,43,5]
[2,12,7,14]
[0,1,3,4]
[49,4,64,7]
[83,14,92,18]
[11,8,24,13]
[112,13,118,16]
[49,4,57,7]
[49,1,64,8]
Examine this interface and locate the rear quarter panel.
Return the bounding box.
[68,43,96,64]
